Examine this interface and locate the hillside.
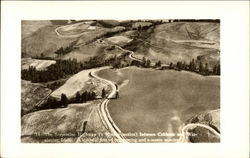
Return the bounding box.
[21,20,220,143]
[21,20,52,39]
[21,21,127,61]
[21,80,52,115]
[21,100,104,143]
[50,67,111,99]
[132,22,220,69]
[21,25,77,57]
[97,67,220,142]
[21,58,56,70]
[185,109,220,142]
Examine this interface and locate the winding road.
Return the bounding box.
[115,45,169,67]
[55,22,92,38]
[74,67,127,143]
[115,45,142,62]
[54,24,220,143]
[55,24,128,142]
[90,68,128,143]
[178,123,221,143]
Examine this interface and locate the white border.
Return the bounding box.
[1,1,249,158]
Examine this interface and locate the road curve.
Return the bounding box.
[178,123,221,143]
[115,45,169,67]
[115,45,142,62]
[90,67,128,143]
[55,22,89,38]
[55,27,219,143]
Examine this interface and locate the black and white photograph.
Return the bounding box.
[21,19,221,143]
[1,1,249,158]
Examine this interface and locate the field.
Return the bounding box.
[21,58,56,70]
[51,67,111,99]
[21,80,52,115]
[56,21,98,36]
[105,35,132,46]
[22,25,77,57]
[21,20,52,39]
[133,22,220,69]
[21,20,128,61]
[97,67,220,141]
[21,71,116,143]
[21,100,110,143]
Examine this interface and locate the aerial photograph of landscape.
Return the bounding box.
[21,19,220,143]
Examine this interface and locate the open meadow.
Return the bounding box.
[21,100,107,143]
[97,67,220,141]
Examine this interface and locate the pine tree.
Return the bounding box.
[213,65,217,74]
[40,53,44,58]
[116,91,119,99]
[102,88,106,99]
[169,62,174,69]
[216,64,220,75]
[189,59,195,71]
[199,62,204,74]
[205,63,209,75]
[81,91,87,102]
[146,59,151,68]
[87,91,92,100]
[158,60,161,67]
[75,91,81,103]
[142,57,146,67]
[61,93,68,107]
[91,91,96,100]
[176,61,182,70]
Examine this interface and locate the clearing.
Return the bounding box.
[105,35,132,46]
[50,67,111,99]
[21,58,56,70]
[55,21,99,37]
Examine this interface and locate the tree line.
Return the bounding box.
[21,54,122,83]
[130,56,162,69]
[36,90,98,111]
[128,55,220,76]
[33,88,109,112]
[21,59,84,83]
[168,59,220,76]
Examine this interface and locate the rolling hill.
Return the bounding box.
[132,22,220,69]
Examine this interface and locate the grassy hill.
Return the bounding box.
[22,25,77,57]
[22,21,220,69]
[21,21,127,61]
[132,22,220,69]
[21,80,52,116]
[185,109,220,142]
[21,58,56,70]
[21,100,105,143]
[21,20,52,39]
[97,67,220,141]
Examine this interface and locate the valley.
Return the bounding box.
[21,19,220,143]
